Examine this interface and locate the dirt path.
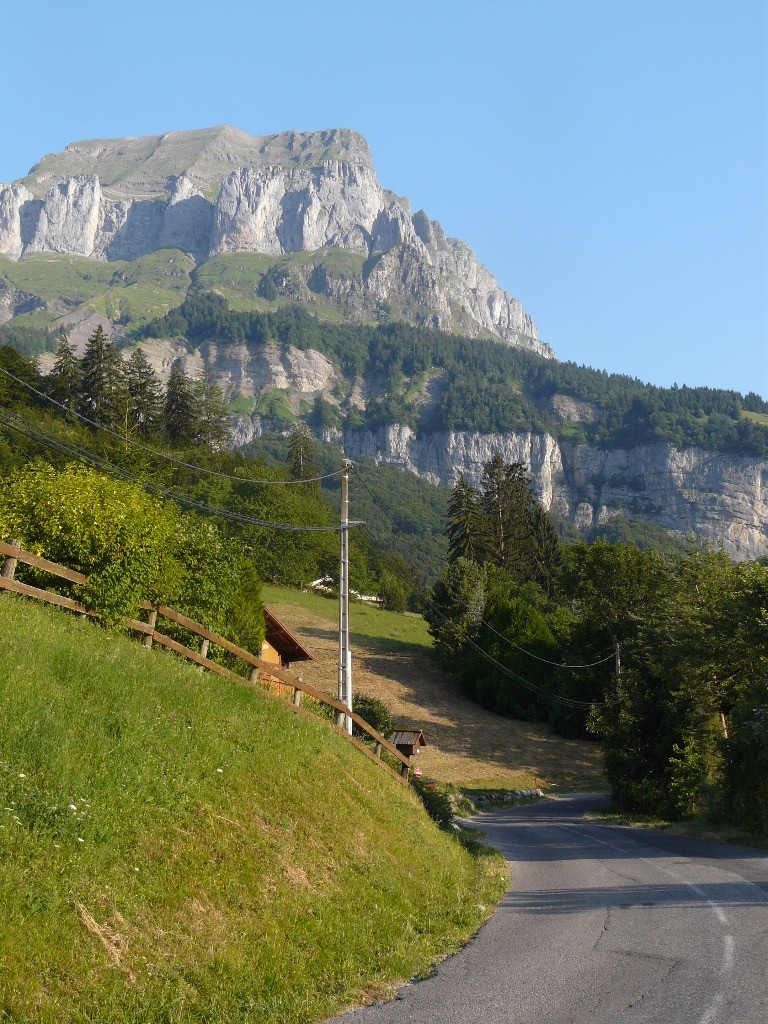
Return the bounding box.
[268,600,605,791]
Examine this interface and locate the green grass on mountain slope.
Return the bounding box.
[0,253,121,306]
[191,252,276,309]
[0,250,194,335]
[0,597,504,1024]
[87,250,194,326]
[191,249,367,316]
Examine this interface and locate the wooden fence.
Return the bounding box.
[0,539,411,784]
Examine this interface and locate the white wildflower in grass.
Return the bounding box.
[216,768,223,773]
[17,773,26,779]
[77,837,84,843]
[69,804,77,811]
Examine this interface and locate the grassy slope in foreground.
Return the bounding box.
[0,598,504,1023]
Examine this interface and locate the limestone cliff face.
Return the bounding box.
[337,424,768,562]
[0,126,551,355]
[46,332,764,562]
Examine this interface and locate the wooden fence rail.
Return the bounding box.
[0,539,410,784]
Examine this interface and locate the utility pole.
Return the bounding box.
[614,640,621,681]
[337,460,353,734]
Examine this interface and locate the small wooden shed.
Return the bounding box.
[259,606,314,697]
[390,730,426,758]
[262,606,314,670]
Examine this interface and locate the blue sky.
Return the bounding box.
[2,0,766,395]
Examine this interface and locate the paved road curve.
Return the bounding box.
[329,795,768,1024]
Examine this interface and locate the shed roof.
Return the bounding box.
[263,606,314,663]
[391,730,426,748]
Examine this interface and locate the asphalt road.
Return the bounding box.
[329,794,768,1024]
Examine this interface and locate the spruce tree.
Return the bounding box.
[528,503,562,594]
[287,423,318,482]
[77,325,126,425]
[479,454,547,579]
[193,366,230,448]
[163,365,197,445]
[446,475,483,562]
[49,331,80,405]
[125,348,163,437]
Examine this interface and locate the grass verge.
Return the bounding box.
[583,808,768,851]
[0,596,505,1023]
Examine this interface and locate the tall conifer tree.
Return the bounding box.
[287,423,318,482]
[447,475,483,562]
[193,366,230,448]
[49,331,80,405]
[77,325,126,425]
[163,365,197,444]
[125,348,163,437]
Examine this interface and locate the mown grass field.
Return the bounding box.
[0,597,505,1023]
[263,586,606,792]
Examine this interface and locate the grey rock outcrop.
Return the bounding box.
[134,336,338,406]
[39,333,766,561]
[0,126,552,354]
[339,423,768,562]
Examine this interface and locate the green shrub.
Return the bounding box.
[412,777,455,829]
[0,465,265,651]
[0,463,180,624]
[168,515,264,656]
[378,569,408,612]
[352,692,394,739]
[723,693,768,834]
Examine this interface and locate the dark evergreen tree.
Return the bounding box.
[77,325,126,425]
[163,365,197,445]
[49,332,80,405]
[124,347,163,437]
[287,423,318,482]
[479,454,534,574]
[193,367,230,448]
[446,475,483,562]
[528,503,562,595]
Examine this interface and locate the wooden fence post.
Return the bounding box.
[292,687,302,707]
[143,607,158,649]
[1,539,20,582]
[249,667,259,685]
[373,741,382,758]
[198,637,210,672]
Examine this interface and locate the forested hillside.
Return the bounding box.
[133,294,768,456]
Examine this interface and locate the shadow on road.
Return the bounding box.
[500,880,766,914]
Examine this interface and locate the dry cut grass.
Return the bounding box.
[264,587,606,792]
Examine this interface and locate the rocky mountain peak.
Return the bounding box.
[0,126,552,355]
[23,126,374,200]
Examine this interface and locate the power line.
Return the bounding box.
[0,364,345,486]
[0,407,359,534]
[351,464,615,670]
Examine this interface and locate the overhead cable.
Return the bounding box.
[0,407,359,533]
[0,364,346,485]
